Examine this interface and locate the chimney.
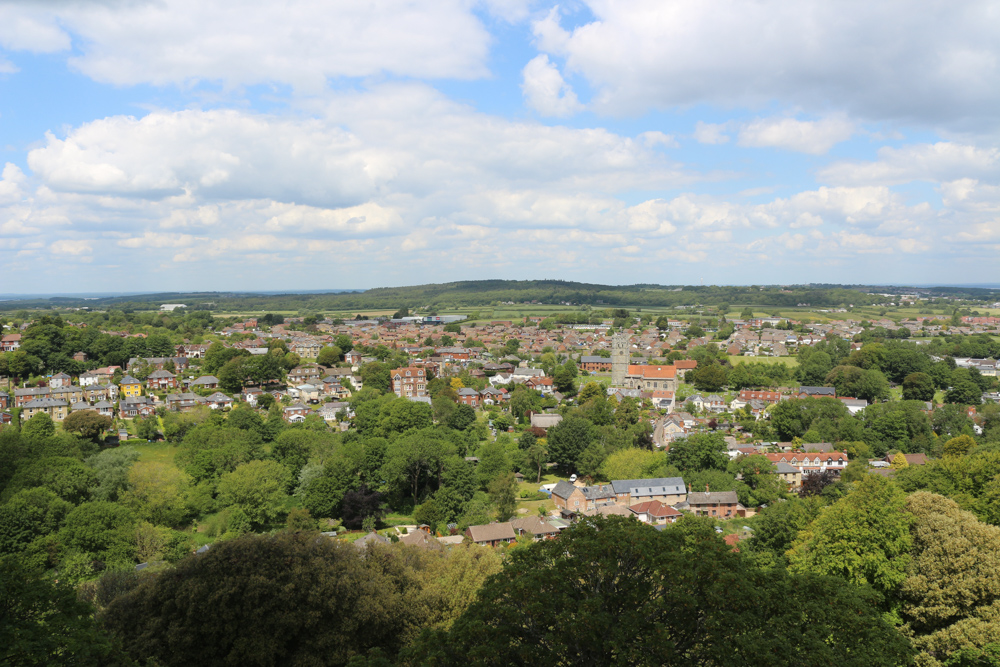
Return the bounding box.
[687,483,691,494]
[705,484,710,493]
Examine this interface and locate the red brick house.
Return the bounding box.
[737,390,782,403]
[579,355,613,372]
[146,369,178,390]
[391,367,427,398]
[551,481,616,513]
[686,489,740,518]
[1,334,21,351]
[456,387,480,407]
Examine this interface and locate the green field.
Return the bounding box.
[128,440,181,465]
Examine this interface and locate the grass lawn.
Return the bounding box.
[383,511,417,527]
[129,440,182,465]
[514,472,562,516]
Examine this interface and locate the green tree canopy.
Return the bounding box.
[788,474,914,607]
[546,416,594,471]
[58,501,138,566]
[101,532,432,666]
[411,515,913,667]
[217,460,291,528]
[63,410,113,442]
[903,372,936,402]
[1,557,121,665]
[666,433,728,472]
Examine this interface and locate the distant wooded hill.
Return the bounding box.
[1,280,997,313]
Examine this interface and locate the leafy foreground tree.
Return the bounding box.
[1,557,125,666]
[101,532,430,666]
[788,473,914,613]
[902,493,1000,665]
[403,516,913,667]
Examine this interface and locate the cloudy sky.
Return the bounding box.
[1,0,999,293]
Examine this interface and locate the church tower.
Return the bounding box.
[611,333,628,387]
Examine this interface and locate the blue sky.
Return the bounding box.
[0,0,998,293]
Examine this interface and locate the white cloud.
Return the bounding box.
[819,142,1000,186]
[29,85,694,209]
[0,6,72,52]
[50,239,92,255]
[639,131,677,149]
[27,110,382,207]
[533,0,1000,130]
[117,232,198,248]
[0,0,492,89]
[263,202,403,237]
[0,163,27,204]
[521,54,583,117]
[737,116,855,155]
[693,122,730,145]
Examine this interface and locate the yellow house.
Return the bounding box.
[21,397,69,422]
[119,375,143,398]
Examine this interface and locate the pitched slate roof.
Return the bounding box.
[551,480,579,500]
[610,477,686,497]
[580,485,617,501]
[687,491,739,505]
[798,386,836,396]
[23,397,68,408]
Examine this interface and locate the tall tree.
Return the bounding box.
[63,410,113,442]
[217,460,291,528]
[101,532,430,666]
[666,433,728,472]
[787,474,913,609]
[1,557,121,665]
[411,516,913,667]
[903,372,936,402]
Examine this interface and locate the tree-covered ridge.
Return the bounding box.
[2,280,998,312]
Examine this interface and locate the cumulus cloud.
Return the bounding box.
[1,76,996,288]
[0,163,27,204]
[818,142,1000,186]
[28,86,693,209]
[533,0,1000,130]
[693,122,730,145]
[737,116,855,155]
[0,6,72,52]
[521,54,583,117]
[27,111,382,207]
[50,239,92,255]
[0,0,491,89]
